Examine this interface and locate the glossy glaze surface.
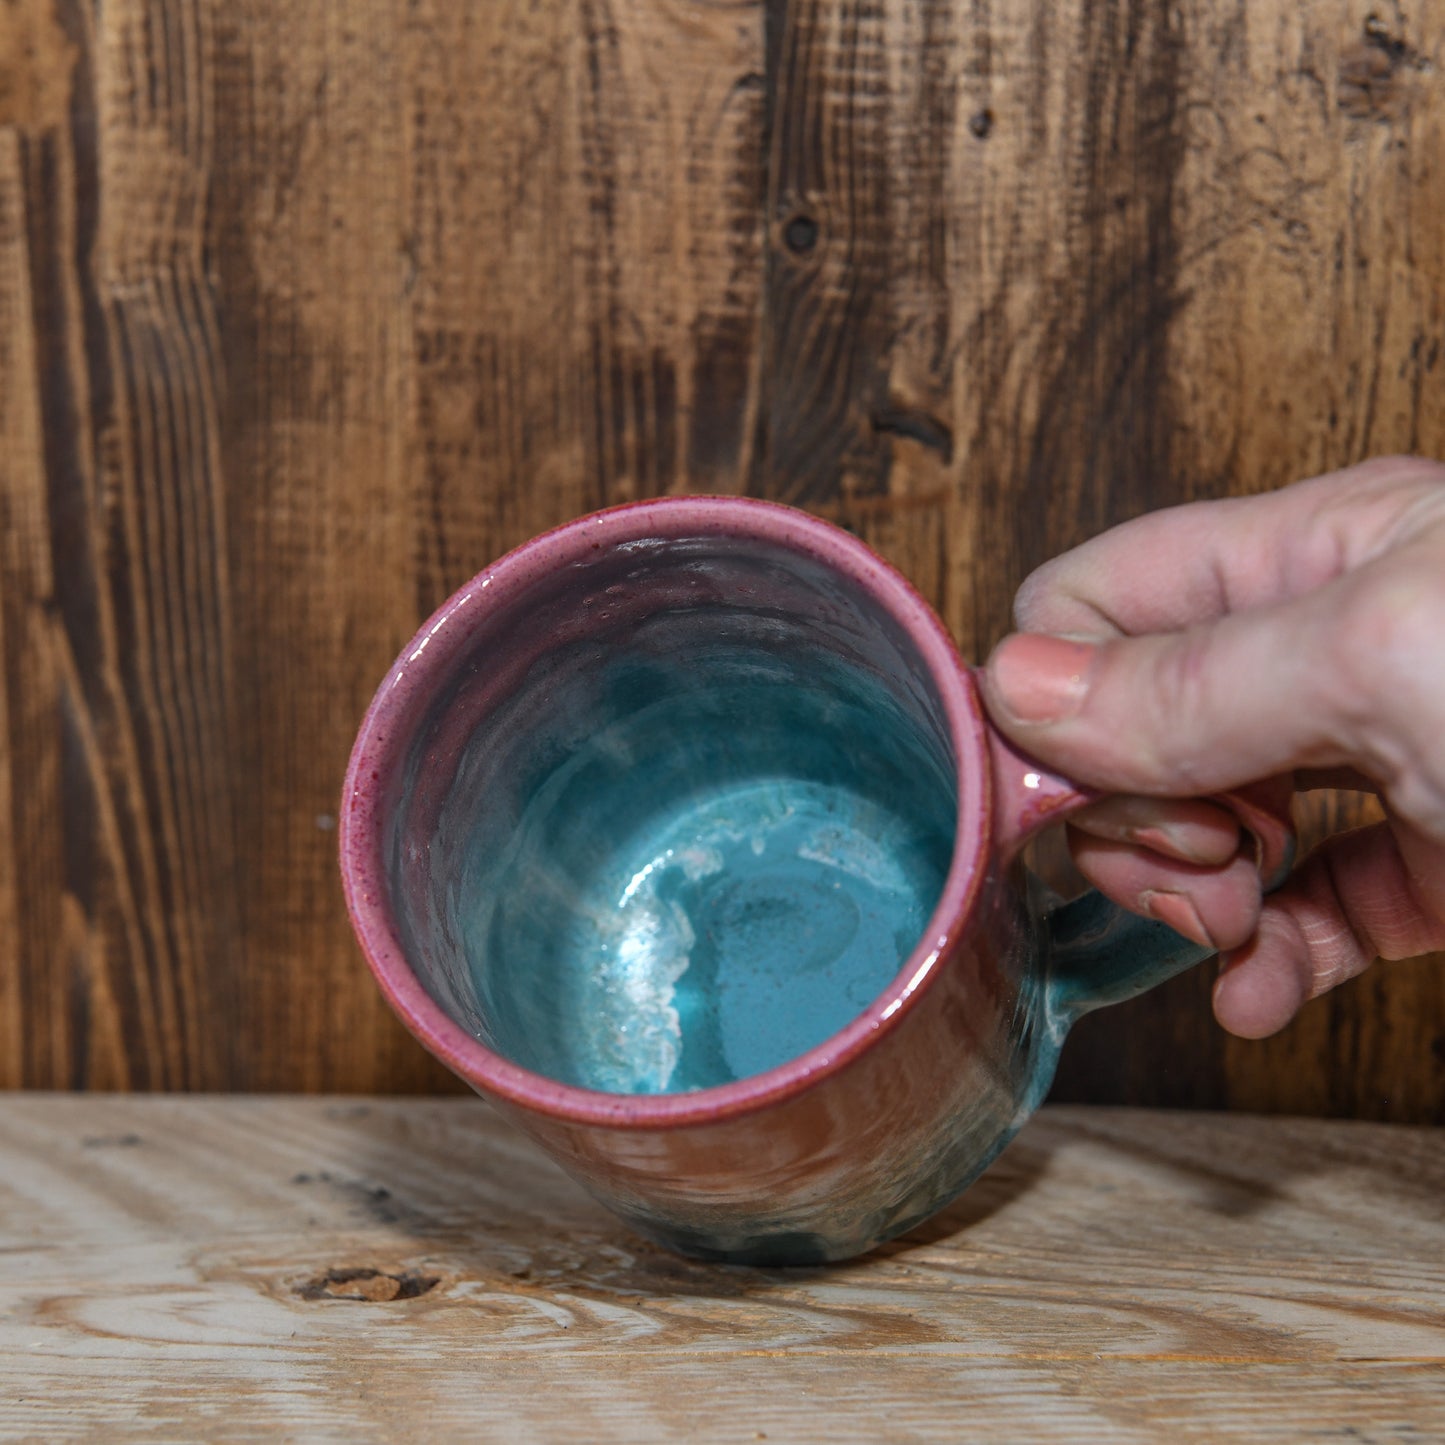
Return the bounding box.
[436,591,956,1094]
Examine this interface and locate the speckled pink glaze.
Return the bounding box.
[338,496,1289,1264]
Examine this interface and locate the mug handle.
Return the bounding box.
[984,724,1296,1033]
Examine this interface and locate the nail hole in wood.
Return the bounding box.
[968,109,995,140]
[784,215,820,253]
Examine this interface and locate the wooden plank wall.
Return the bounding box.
[0,0,1440,1116]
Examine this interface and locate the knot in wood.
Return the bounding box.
[783,215,820,254]
[297,1267,440,1303]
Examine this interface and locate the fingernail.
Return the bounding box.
[988,634,1096,724]
[1141,889,1216,949]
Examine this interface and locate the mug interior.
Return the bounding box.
[380,516,961,1096]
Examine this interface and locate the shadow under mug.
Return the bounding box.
[340,497,1292,1265]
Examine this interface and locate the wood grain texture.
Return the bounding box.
[0,0,1440,1111]
[1,1097,1442,1442]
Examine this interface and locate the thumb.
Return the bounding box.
[979,595,1357,797]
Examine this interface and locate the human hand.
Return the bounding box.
[979,456,1445,1038]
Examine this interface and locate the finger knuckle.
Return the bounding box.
[1140,631,1214,786]
[1012,562,1065,629]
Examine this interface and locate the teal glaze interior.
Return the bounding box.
[390,536,959,1095]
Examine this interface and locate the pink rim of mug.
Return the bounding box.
[339,496,994,1129]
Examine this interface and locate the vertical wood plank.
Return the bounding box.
[204,0,443,1090]
[944,0,1194,655]
[863,0,962,614]
[1049,0,1445,1120]
[749,0,895,507]
[0,127,58,1088]
[90,0,245,1089]
[404,0,766,621]
[5,0,208,1089]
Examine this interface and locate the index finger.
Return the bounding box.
[1015,457,1445,638]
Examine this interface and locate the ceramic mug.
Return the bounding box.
[340,497,1292,1265]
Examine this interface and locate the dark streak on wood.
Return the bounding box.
[870,406,953,461]
[686,71,767,491]
[749,0,896,506]
[1026,0,1188,550]
[18,44,126,1090]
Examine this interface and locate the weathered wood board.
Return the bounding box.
[1,1096,1442,1440]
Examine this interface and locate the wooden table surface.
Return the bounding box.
[1,1098,1441,1441]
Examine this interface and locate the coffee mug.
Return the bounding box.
[340,497,1292,1265]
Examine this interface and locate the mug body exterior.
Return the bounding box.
[486,863,1056,1263]
[340,497,1059,1263]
